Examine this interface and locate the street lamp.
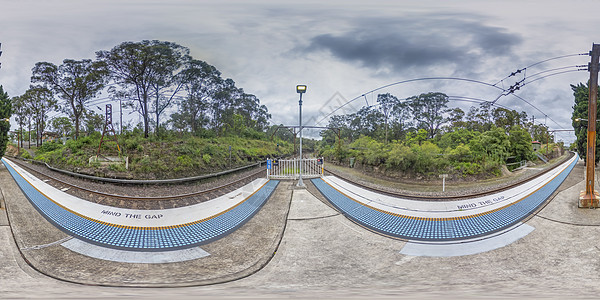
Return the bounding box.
[575,118,600,122]
[296,85,307,187]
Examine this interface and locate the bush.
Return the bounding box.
[20,151,32,160]
[36,141,63,154]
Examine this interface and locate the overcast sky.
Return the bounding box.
[1,0,598,143]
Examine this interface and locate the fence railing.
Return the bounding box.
[267,158,323,179]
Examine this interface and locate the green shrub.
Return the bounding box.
[176,155,194,168]
[109,163,127,172]
[36,141,63,154]
[20,151,32,160]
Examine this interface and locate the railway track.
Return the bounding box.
[5,157,267,208]
[322,152,574,201]
[5,151,573,205]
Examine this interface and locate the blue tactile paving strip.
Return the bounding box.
[2,158,279,251]
[312,156,577,241]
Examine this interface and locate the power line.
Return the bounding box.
[523,69,587,86]
[492,53,588,86]
[314,76,563,131]
[315,77,508,126]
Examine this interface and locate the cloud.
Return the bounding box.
[300,14,523,76]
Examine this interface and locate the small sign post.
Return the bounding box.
[267,159,272,178]
[439,174,449,192]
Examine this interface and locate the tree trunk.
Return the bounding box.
[74,115,80,140]
[27,119,31,149]
[155,91,160,136]
[143,96,149,138]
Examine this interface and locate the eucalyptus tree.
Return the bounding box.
[348,106,384,140]
[178,59,222,133]
[148,42,190,134]
[445,107,467,131]
[84,110,105,134]
[31,59,108,139]
[389,100,412,140]
[232,92,270,131]
[376,93,397,143]
[97,40,190,138]
[10,94,29,149]
[22,86,56,146]
[0,86,10,157]
[570,82,600,164]
[51,116,73,139]
[407,92,449,139]
[211,78,237,134]
[492,107,528,133]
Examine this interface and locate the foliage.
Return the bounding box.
[407,92,450,139]
[0,86,11,157]
[508,125,534,161]
[31,58,108,139]
[320,124,533,179]
[571,82,600,164]
[27,131,292,179]
[51,116,73,138]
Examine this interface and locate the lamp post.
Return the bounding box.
[296,85,307,187]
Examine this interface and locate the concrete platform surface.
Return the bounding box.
[322,154,576,218]
[3,158,600,299]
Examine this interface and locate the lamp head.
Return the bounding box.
[296,85,307,94]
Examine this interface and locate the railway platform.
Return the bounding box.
[3,155,600,299]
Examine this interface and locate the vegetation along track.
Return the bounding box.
[323,152,574,201]
[4,157,267,209]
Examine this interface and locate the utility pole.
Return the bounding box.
[580,43,600,208]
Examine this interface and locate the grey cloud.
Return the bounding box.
[301,15,523,75]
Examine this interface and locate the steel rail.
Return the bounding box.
[323,152,574,201]
[6,157,266,201]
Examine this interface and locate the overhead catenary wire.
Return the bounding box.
[314,77,510,126]
[314,76,566,132]
[492,53,588,87]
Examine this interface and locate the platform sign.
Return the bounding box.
[267,159,272,170]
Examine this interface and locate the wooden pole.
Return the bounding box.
[580,43,600,208]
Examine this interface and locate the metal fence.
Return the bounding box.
[267,158,324,179]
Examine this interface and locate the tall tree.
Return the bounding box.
[408,92,449,139]
[446,107,466,130]
[10,95,29,149]
[571,82,600,164]
[148,41,190,134]
[31,59,108,139]
[390,100,411,140]
[84,110,104,134]
[508,125,533,161]
[51,116,73,139]
[0,86,11,158]
[377,93,397,143]
[97,40,189,137]
[466,103,493,132]
[22,86,56,146]
[177,59,222,133]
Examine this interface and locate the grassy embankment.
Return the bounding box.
[7,132,292,180]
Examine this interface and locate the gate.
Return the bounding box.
[267,158,324,179]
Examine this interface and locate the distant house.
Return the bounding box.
[532,140,541,152]
[42,131,61,143]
